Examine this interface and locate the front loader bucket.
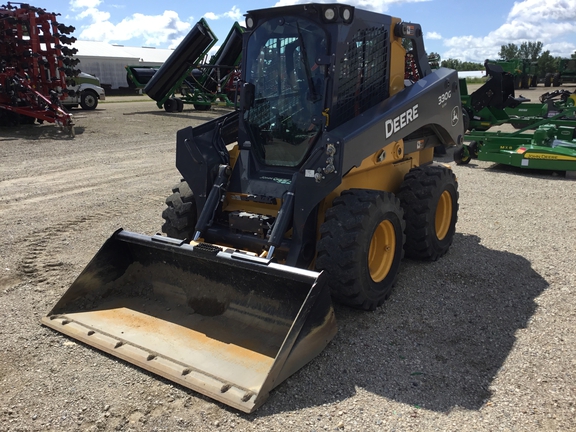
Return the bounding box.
[42,230,336,413]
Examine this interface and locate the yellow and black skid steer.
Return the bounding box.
[43,3,464,413]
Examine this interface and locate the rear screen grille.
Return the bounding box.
[333,26,389,127]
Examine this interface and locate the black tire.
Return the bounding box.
[194,104,211,111]
[468,141,479,159]
[553,73,561,87]
[164,98,178,112]
[80,90,98,110]
[544,73,552,87]
[315,189,405,311]
[521,75,529,89]
[453,146,471,165]
[398,165,459,261]
[530,76,538,87]
[161,181,197,240]
[176,99,184,112]
[462,108,471,133]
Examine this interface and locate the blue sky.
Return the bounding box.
[30,0,576,62]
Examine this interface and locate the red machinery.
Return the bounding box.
[0,2,78,134]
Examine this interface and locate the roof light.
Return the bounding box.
[324,8,336,21]
[341,8,351,22]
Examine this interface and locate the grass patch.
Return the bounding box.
[466,77,488,84]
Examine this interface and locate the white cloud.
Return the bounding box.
[426,31,442,40]
[69,0,191,48]
[442,0,576,61]
[70,0,102,9]
[274,0,429,13]
[204,6,242,21]
[77,7,110,22]
[509,0,576,22]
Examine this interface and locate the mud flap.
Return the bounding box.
[42,230,337,413]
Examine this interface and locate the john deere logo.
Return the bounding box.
[451,106,460,126]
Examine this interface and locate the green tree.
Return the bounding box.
[499,43,519,60]
[441,58,461,70]
[571,51,576,59]
[440,58,483,71]
[537,50,558,76]
[519,41,543,61]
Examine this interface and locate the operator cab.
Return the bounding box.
[242,16,327,168]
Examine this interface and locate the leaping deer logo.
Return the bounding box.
[451,106,460,127]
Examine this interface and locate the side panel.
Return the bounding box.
[336,67,462,173]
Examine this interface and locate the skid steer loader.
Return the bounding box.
[43,4,464,413]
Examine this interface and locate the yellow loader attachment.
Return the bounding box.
[42,230,337,413]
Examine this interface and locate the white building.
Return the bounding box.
[71,41,174,90]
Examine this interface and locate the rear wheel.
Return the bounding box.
[316,189,405,311]
[553,73,561,87]
[161,180,197,240]
[398,165,459,261]
[80,90,98,110]
[544,73,552,87]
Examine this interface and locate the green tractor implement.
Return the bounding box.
[485,58,537,89]
[454,119,576,173]
[143,20,243,112]
[125,65,160,90]
[544,58,576,87]
[460,64,576,133]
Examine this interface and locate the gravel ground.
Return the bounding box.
[1,85,575,432]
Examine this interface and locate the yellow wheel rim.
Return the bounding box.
[368,220,396,283]
[435,190,453,241]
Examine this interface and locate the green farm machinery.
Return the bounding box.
[485,58,537,89]
[460,63,576,133]
[141,19,243,112]
[456,63,576,172]
[454,122,576,172]
[544,58,576,87]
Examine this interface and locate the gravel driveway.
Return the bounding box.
[1,85,575,431]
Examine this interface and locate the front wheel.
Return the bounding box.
[398,165,459,261]
[316,189,405,311]
[80,91,98,110]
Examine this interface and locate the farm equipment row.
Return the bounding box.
[456,63,576,172]
[125,20,243,112]
[0,2,77,134]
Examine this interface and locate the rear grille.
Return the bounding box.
[333,26,389,127]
